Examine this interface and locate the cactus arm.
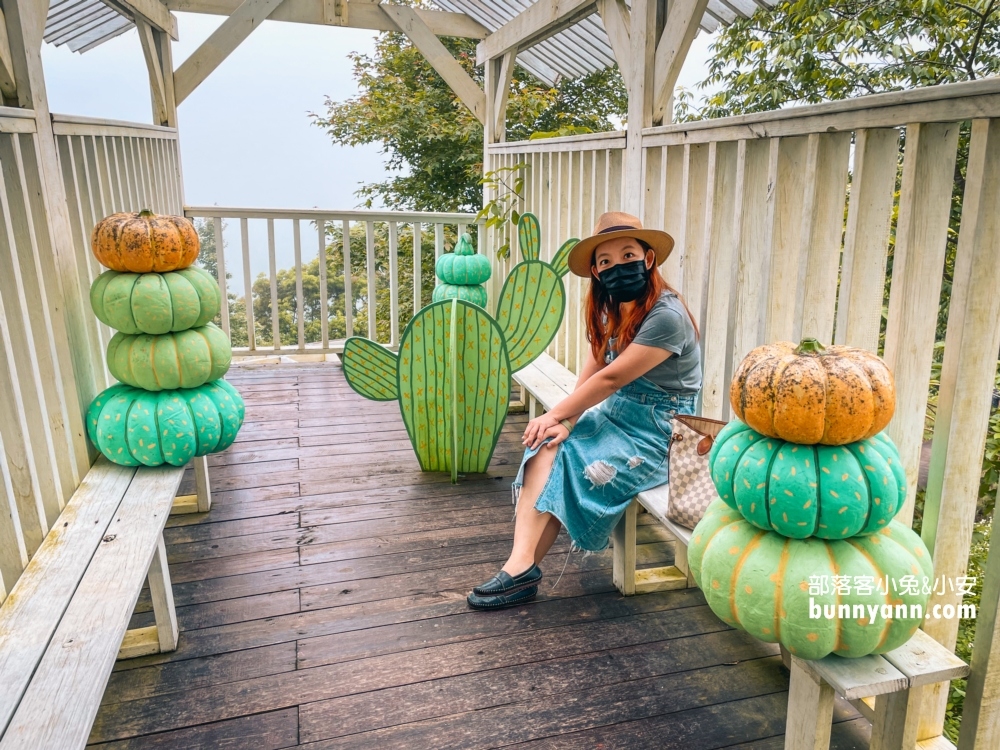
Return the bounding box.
[341,336,399,401]
[550,238,579,278]
[517,213,540,261]
[496,261,566,372]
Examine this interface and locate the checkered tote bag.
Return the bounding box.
[666,415,727,529]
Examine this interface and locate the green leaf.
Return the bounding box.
[510,210,520,227]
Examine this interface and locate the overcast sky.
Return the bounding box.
[41,12,716,212]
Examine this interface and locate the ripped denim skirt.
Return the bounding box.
[513,377,698,552]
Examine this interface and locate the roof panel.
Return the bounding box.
[434,0,777,85]
[44,0,134,53]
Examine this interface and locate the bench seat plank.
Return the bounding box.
[512,362,567,413]
[636,484,693,546]
[880,628,969,687]
[0,459,136,734]
[797,653,909,700]
[0,465,182,750]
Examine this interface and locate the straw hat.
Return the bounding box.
[567,211,674,278]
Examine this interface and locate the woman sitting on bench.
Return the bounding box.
[467,212,703,610]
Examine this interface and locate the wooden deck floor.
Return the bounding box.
[90,361,872,749]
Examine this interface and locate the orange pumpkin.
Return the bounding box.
[730,338,895,445]
[91,209,199,273]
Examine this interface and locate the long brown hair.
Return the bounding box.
[585,244,700,361]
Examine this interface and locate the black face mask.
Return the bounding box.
[598,259,649,303]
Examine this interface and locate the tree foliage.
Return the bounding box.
[311,0,626,213]
[675,0,1000,120]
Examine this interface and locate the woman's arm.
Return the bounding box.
[522,343,672,449]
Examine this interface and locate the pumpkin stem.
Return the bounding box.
[795,337,827,355]
[138,209,155,218]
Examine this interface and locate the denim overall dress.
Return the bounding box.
[513,364,698,552]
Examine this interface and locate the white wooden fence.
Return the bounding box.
[0,112,182,604]
[485,130,625,375]
[485,76,1000,744]
[184,207,480,355]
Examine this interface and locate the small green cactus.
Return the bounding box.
[432,232,491,307]
[342,213,577,481]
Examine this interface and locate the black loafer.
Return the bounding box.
[472,564,543,596]
[467,585,539,610]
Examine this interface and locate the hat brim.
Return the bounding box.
[567,228,675,277]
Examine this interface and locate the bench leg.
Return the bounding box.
[528,396,540,420]
[870,689,919,750]
[612,499,638,595]
[171,455,212,515]
[147,533,179,652]
[193,455,212,512]
[785,656,835,750]
[118,533,178,660]
[672,537,696,588]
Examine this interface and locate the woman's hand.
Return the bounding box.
[522,413,570,450]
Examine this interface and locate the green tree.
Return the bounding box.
[311,0,627,212]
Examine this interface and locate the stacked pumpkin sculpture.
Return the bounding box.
[431,232,492,307]
[688,339,934,660]
[86,210,245,467]
[341,214,577,482]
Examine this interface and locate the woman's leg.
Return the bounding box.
[502,443,560,574]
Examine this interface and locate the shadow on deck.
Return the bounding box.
[89,361,872,749]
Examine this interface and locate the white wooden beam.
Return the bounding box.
[112,0,179,40]
[174,0,284,105]
[596,0,630,89]
[652,0,710,124]
[164,0,489,38]
[0,6,17,100]
[622,0,661,215]
[136,18,168,126]
[476,0,597,66]
[492,50,515,141]
[381,4,486,125]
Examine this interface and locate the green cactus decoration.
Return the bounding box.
[432,233,491,308]
[342,214,575,481]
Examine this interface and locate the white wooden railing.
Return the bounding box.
[0,112,182,604]
[484,130,624,373]
[184,207,481,355]
[54,114,185,397]
[485,76,1000,744]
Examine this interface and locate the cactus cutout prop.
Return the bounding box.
[432,233,491,307]
[85,211,244,467]
[343,214,576,481]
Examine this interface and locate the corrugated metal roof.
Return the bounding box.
[43,0,779,68]
[434,0,781,85]
[44,0,134,53]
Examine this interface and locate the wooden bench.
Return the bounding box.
[782,629,969,750]
[513,353,691,596]
[0,458,185,748]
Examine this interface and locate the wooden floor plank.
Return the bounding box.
[89,708,299,749]
[89,361,816,749]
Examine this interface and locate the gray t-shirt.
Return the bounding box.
[606,291,702,394]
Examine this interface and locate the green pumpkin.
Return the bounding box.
[91,266,221,335]
[86,379,245,467]
[107,323,232,391]
[689,499,932,660]
[709,420,905,539]
[435,233,491,286]
[432,282,488,308]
